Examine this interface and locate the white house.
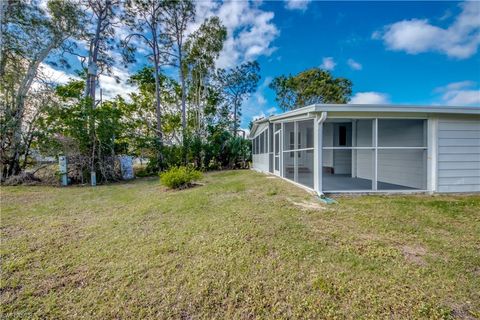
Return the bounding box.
[249,104,480,194]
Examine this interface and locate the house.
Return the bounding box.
[249,104,480,194]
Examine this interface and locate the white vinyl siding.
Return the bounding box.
[437,119,480,192]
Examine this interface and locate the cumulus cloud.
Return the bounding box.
[320,57,336,70]
[98,69,137,100]
[284,0,311,11]
[373,1,480,59]
[36,63,137,101]
[349,92,390,104]
[435,81,480,105]
[193,1,279,69]
[243,77,277,125]
[347,58,362,70]
[38,63,80,85]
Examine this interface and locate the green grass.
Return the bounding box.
[1,170,479,319]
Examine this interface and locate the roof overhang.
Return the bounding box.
[249,104,480,138]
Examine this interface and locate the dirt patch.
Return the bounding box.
[35,266,89,296]
[402,245,427,266]
[287,198,325,211]
[450,303,478,320]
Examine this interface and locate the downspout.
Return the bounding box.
[316,112,327,197]
[318,111,327,124]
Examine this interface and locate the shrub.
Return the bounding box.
[159,166,203,189]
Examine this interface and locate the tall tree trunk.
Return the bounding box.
[179,47,186,138]
[233,97,238,136]
[152,27,163,170]
[84,4,108,184]
[5,42,54,179]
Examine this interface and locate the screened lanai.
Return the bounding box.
[250,104,480,194]
[322,119,427,192]
[251,116,428,193]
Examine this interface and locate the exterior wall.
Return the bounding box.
[333,150,351,174]
[355,150,373,180]
[377,149,425,189]
[252,154,270,172]
[322,123,334,167]
[355,120,372,179]
[376,120,426,189]
[437,118,480,192]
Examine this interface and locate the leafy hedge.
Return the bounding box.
[159,166,203,189]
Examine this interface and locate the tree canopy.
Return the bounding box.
[0,0,260,183]
[269,68,352,111]
[0,0,356,185]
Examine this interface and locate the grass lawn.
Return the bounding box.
[1,170,479,319]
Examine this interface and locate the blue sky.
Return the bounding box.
[42,1,480,128]
[240,0,480,127]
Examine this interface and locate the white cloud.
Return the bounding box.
[349,92,390,104]
[193,1,279,69]
[266,106,276,114]
[33,63,137,102]
[320,57,336,71]
[98,66,137,100]
[434,80,476,93]
[374,1,480,59]
[243,76,277,124]
[285,0,311,11]
[435,81,480,105]
[252,112,266,121]
[347,58,362,70]
[443,90,480,105]
[37,63,80,85]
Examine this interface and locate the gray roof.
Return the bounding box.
[250,104,480,138]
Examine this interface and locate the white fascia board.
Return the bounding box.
[249,123,269,139]
[267,105,480,123]
[311,104,480,115]
[268,106,317,121]
[250,104,478,137]
[249,118,271,138]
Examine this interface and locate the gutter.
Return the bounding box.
[315,112,337,204]
[316,112,327,198]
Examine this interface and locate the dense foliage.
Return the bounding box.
[0,0,354,185]
[269,68,353,111]
[0,0,257,184]
[159,166,202,189]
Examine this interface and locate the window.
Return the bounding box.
[339,126,347,146]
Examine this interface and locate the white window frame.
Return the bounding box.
[321,117,429,193]
[281,119,315,189]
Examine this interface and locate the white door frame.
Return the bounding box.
[274,130,281,175]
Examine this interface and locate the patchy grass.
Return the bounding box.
[1,170,479,319]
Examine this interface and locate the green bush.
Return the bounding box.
[159,166,203,189]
